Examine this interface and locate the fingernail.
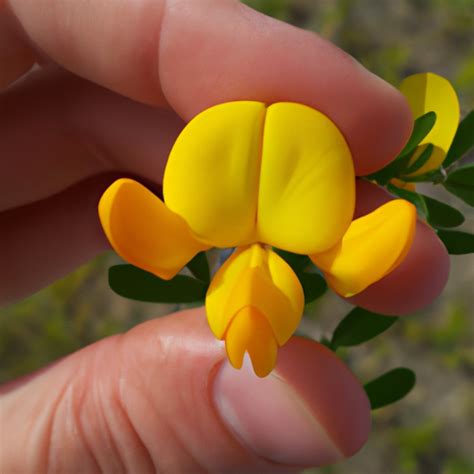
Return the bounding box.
[213,356,343,467]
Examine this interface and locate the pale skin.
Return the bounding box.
[0,0,450,472]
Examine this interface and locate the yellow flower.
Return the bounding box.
[99,101,416,377]
[395,72,460,187]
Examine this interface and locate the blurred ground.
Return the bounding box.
[1,1,473,473]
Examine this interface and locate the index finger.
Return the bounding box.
[6,0,411,175]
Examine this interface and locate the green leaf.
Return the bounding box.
[444,110,474,167]
[437,230,474,254]
[387,184,428,218]
[331,307,398,350]
[109,265,208,303]
[366,153,413,185]
[273,248,311,273]
[387,186,464,228]
[422,195,465,228]
[186,251,210,282]
[319,337,333,350]
[401,167,446,183]
[401,144,434,175]
[364,368,416,410]
[443,163,474,206]
[299,272,327,304]
[365,112,437,185]
[398,111,437,158]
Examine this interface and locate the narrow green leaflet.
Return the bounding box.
[364,111,437,185]
[422,195,465,228]
[443,163,474,206]
[319,337,333,350]
[444,110,474,167]
[366,151,413,185]
[437,230,474,255]
[331,307,398,350]
[298,272,327,304]
[387,183,428,218]
[364,368,416,410]
[109,264,208,303]
[187,251,210,282]
[398,111,437,158]
[273,248,311,273]
[387,185,464,228]
[401,168,446,183]
[401,143,434,176]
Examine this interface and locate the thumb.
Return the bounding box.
[0,307,370,473]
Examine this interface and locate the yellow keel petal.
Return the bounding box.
[399,72,460,175]
[99,179,208,279]
[310,200,416,297]
[225,306,278,378]
[206,244,304,345]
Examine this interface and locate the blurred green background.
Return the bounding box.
[1,0,473,473]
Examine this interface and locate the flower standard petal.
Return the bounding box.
[163,101,266,248]
[99,178,208,280]
[310,200,416,297]
[399,72,460,175]
[257,102,355,254]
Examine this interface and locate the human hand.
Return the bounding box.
[0,0,449,471]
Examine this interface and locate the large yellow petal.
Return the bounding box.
[310,200,416,297]
[225,306,278,378]
[400,72,460,175]
[163,101,266,247]
[257,102,355,254]
[99,179,208,279]
[206,244,304,345]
